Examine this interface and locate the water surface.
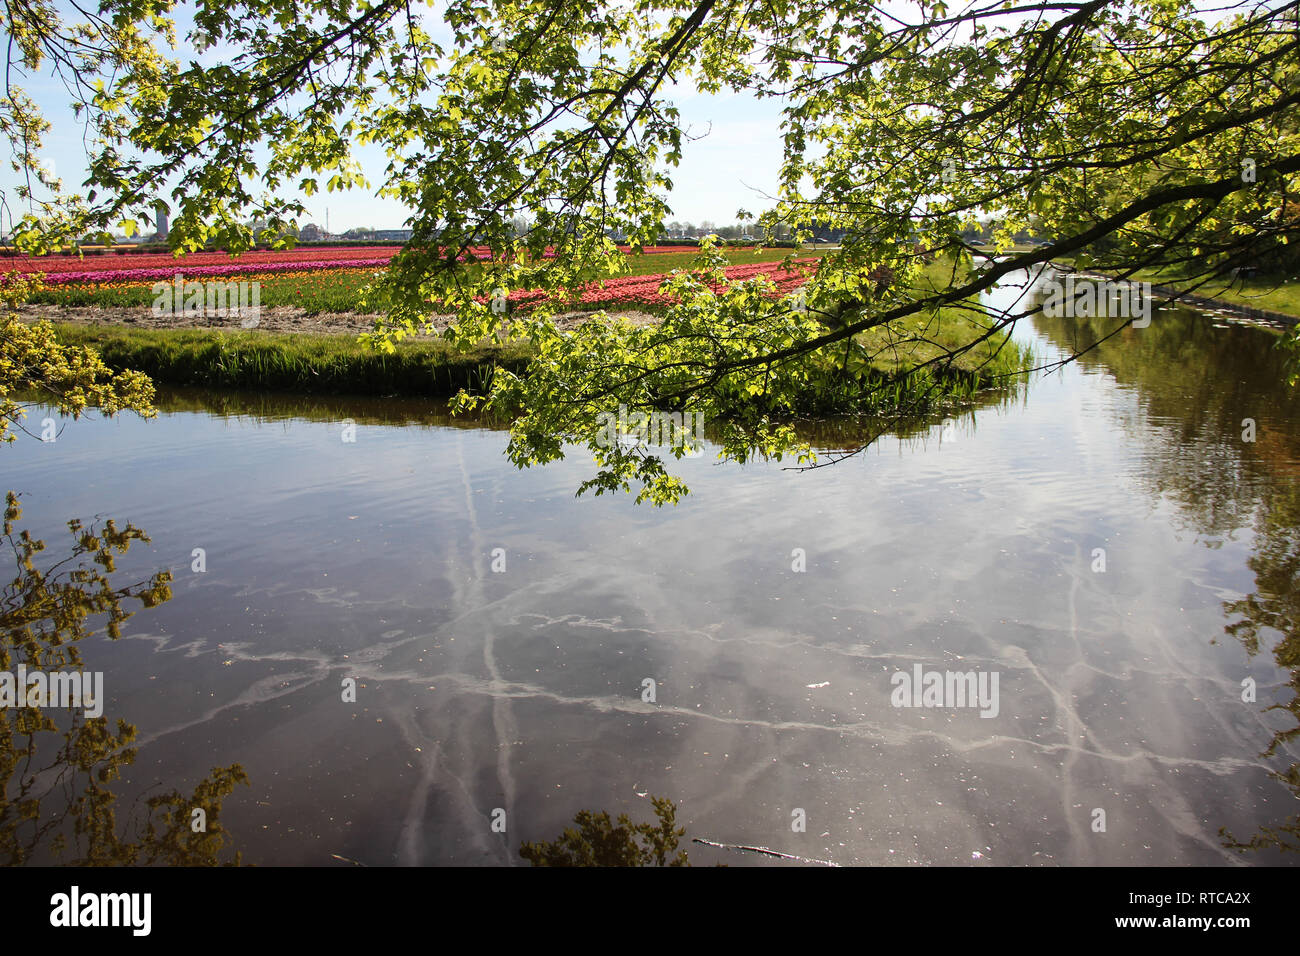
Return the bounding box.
[5,271,1299,865]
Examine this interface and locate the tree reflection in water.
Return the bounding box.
[1031,299,1300,855]
[1220,478,1300,854]
[520,796,691,866]
[0,491,247,865]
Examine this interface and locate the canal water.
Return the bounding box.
[4,268,1299,865]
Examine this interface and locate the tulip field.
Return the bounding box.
[5,244,822,314]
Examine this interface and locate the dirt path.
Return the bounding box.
[16,303,662,335]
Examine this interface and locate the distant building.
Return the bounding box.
[810,225,844,243]
[373,228,413,241]
[155,204,169,240]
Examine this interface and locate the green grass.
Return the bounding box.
[616,246,821,276]
[52,325,530,396]
[859,311,1030,383]
[879,254,1031,386]
[1131,268,1300,318]
[1048,260,1300,319]
[797,307,1033,417]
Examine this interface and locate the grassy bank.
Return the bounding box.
[1134,270,1300,319]
[860,310,1030,381]
[890,256,1035,387]
[53,313,1028,412]
[52,325,531,396]
[1049,259,1300,320]
[793,306,1033,416]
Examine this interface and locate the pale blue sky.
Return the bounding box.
[2,3,790,235]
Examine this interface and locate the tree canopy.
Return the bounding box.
[4,0,1298,500]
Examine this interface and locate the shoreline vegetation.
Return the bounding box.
[1038,255,1299,327]
[47,310,1030,409]
[28,254,1035,416]
[1123,272,1298,328]
[48,323,531,396]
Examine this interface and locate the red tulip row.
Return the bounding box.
[480,259,818,312]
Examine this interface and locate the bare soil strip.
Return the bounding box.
[15,303,662,336]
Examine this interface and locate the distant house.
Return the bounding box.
[373,228,413,241]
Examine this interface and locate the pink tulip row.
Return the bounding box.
[3,245,399,275]
[2,243,708,281]
[24,256,398,285]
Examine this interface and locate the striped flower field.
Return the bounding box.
[486,258,818,314]
[6,245,821,314]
